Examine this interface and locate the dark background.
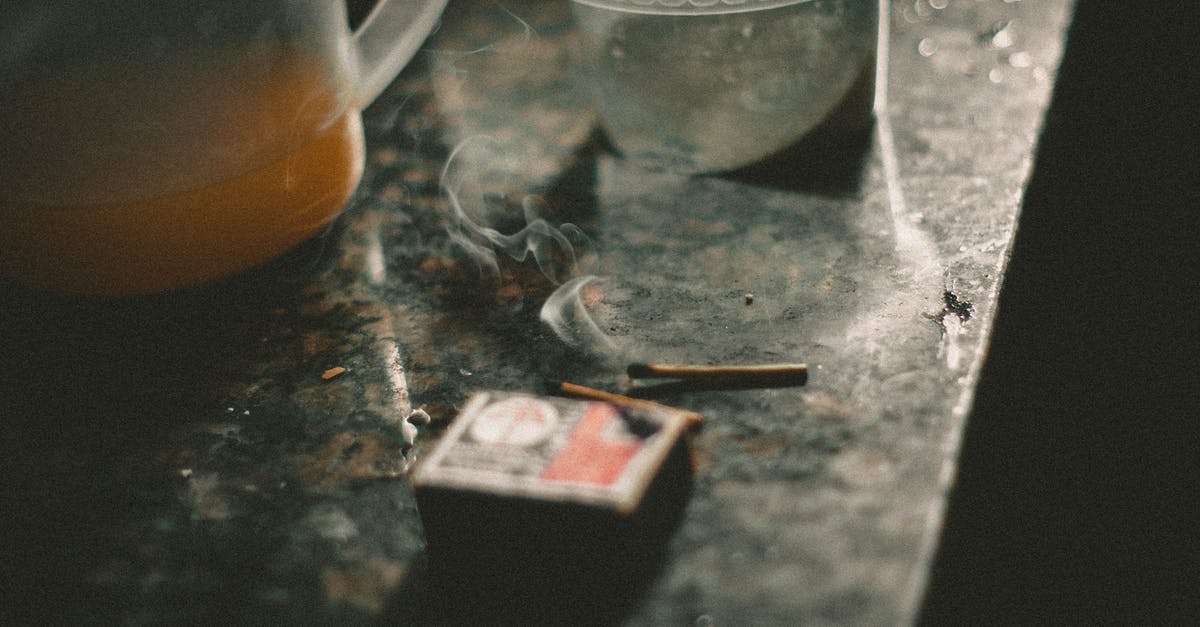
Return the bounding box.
[920,1,1199,623]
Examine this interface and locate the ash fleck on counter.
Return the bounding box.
[925,290,975,332]
[942,290,974,321]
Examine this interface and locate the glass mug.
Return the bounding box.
[570,0,879,173]
[0,1,447,294]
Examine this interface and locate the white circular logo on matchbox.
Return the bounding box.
[469,397,559,448]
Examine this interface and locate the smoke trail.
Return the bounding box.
[424,3,619,355]
[435,135,628,358]
[439,136,592,285]
[539,275,623,359]
[424,4,536,69]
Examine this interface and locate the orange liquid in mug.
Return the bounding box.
[0,63,365,295]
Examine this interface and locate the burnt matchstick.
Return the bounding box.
[625,362,808,391]
[546,379,689,414]
[544,380,703,434]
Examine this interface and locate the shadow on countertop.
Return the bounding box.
[920,2,1199,623]
[0,223,357,625]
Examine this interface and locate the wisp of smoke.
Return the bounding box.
[439,136,591,284]
[539,275,622,358]
[425,5,535,69]
[438,136,625,357]
[422,4,625,358]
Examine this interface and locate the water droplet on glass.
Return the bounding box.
[741,22,754,38]
[695,615,715,627]
[991,23,1014,49]
[929,0,949,9]
[988,68,1004,83]
[1008,51,1032,68]
[918,38,939,57]
[610,46,625,59]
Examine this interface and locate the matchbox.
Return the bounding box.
[412,391,696,515]
[410,390,699,622]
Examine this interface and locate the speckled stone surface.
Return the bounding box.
[1,1,1071,624]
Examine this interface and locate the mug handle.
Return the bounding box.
[351,0,449,106]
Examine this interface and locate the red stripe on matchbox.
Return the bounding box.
[541,404,640,487]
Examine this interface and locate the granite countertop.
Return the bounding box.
[1,1,1072,624]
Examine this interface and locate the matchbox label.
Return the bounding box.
[468,396,559,448]
[414,392,687,511]
[541,403,641,487]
